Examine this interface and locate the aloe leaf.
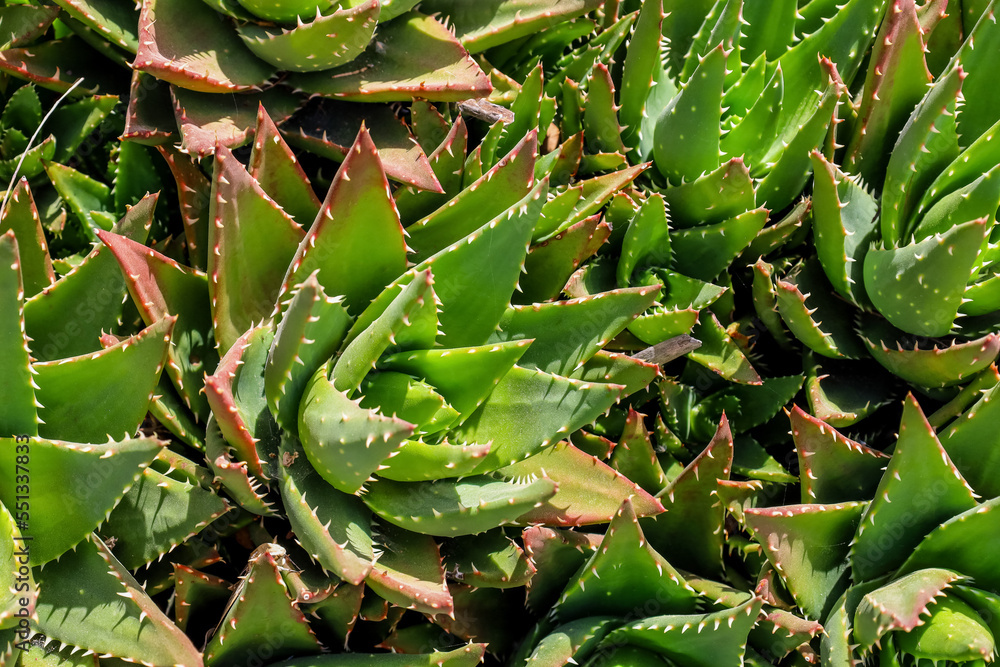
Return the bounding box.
[49,93,119,163]
[912,163,1000,242]
[670,208,768,282]
[271,646,485,667]
[679,0,742,86]
[299,363,414,495]
[858,316,1000,387]
[496,65,543,160]
[519,213,610,302]
[896,497,1000,594]
[266,274,352,433]
[33,534,202,665]
[44,161,111,242]
[33,317,172,444]
[289,13,490,102]
[789,406,888,503]
[333,269,437,394]
[553,499,697,624]
[853,568,964,651]
[379,340,529,423]
[641,416,733,577]
[441,530,534,589]
[376,439,491,482]
[492,286,658,376]
[51,0,138,52]
[843,0,934,183]
[173,564,231,632]
[688,313,761,385]
[0,37,121,96]
[102,467,230,569]
[751,260,793,348]
[454,366,624,474]
[0,5,59,50]
[365,522,452,616]
[618,194,670,287]
[944,2,1000,145]
[864,217,989,337]
[599,597,763,667]
[156,145,210,269]
[208,145,304,351]
[662,0,718,76]
[359,372,458,434]
[774,0,887,144]
[134,0,275,91]
[420,0,603,52]
[916,117,1000,219]
[499,441,664,526]
[896,592,995,663]
[775,260,867,359]
[238,1,379,72]
[349,179,546,349]
[939,383,1000,498]
[524,526,602,613]
[98,229,216,419]
[204,415,276,516]
[124,71,177,145]
[0,232,35,438]
[406,130,536,262]
[620,0,666,152]
[170,85,302,157]
[279,434,374,584]
[204,324,274,481]
[653,44,726,185]
[521,616,620,667]
[205,545,323,667]
[746,502,865,621]
[395,116,469,224]
[0,501,34,629]
[810,151,879,305]
[880,66,963,246]
[610,409,668,495]
[363,475,555,537]
[248,104,322,228]
[720,65,783,168]
[851,394,978,581]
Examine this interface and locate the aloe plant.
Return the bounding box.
[4,0,1000,665]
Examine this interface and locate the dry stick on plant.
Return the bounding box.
[631,335,702,365]
[0,77,84,219]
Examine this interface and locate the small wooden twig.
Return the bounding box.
[631,335,702,365]
[457,98,515,125]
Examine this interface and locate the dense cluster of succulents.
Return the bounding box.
[2,0,1000,666]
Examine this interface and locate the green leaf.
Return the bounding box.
[299,361,414,492]
[851,394,978,582]
[940,383,1000,498]
[453,366,624,474]
[102,467,230,569]
[365,522,452,616]
[204,545,323,667]
[491,286,659,376]
[746,502,865,620]
[670,208,768,282]
[33,534,202,666]
[248,104,322,228]
[864,218,989,337]
[499,441,665,526]
[363,475,555,537]
[599,597,763,667]
[554,499,698,624]
[853,568,964,650]
[266,274,352,433]
[0,232,35,438]
[279,434,374,584]
[33,317,172,444]
[641,416,732,577]
[133,0,275,91]
[280,126,407,316]
[790,406,888,503]
[349,179,546,349]
[653,44,726,185]
[208,145,304,352]
[288,12,490,102]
